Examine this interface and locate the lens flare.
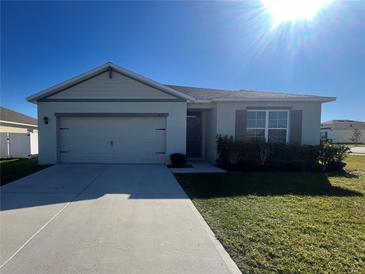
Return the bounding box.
[262,0,333,25]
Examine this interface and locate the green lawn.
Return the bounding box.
[0,158,50,186]
[176,155,365,274]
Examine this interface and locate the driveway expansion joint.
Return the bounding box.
[0,165,108,269]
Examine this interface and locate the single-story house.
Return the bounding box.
[321,120,365,144]
[0,107,38,133]
[0,107,38,158]
[27,62,335,165]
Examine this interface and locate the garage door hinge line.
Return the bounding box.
[0,166,108,270]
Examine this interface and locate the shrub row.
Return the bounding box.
[216,135,350,171]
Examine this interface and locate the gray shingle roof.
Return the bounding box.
[166,85,234,100]
[27,63,335,103]
[0,107,37,126]
[321,120,365,130]
[166,84,334,102]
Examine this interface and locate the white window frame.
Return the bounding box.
[247,110,290,143]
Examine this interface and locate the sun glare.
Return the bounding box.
[262,0,332,24]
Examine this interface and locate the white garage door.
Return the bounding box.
[58,116,166,163]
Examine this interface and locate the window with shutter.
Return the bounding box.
[245,110,289,143]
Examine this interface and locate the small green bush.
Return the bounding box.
[319,141,351,171]
[216,135,349,171]
[170,153,187,167]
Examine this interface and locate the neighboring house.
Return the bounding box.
[0,107,39,158]
[27,62,335,165]
[0,107,38,133]
[321,120,365,144]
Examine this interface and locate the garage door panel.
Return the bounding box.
[58,117,166,163]
[59,152,166,164]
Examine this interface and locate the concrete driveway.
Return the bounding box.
[0,164,240,274]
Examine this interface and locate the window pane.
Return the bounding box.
[269,112,277,119]
[247,112,256,119]
[247,111,266,129]
[256,119,266,128]
[247,129,265,137]
[278,112,288,119]
[257,111,266,119]
[269,119,278,128]
[268,129,287,143]
[268,111,287,129]
[277,119,287,128]
[247,129,265,141]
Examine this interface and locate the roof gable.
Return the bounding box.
[47,70,176,100]
[27,63,194,103]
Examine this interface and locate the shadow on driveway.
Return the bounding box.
[1,164,187,211]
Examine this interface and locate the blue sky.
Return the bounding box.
[1,1,364,121]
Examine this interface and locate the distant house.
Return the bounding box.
[0,107,38,133]
[0,107,38,158]
[321,120,365,144]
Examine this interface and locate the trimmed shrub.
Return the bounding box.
[216,135,349,172]
[170,153,187,167]
[319,141,350,171]
[268,143,321,171]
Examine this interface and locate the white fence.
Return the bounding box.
[0,132,38,158]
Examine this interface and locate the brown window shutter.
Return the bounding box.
[289,110,302,144]
[235,110,247,141]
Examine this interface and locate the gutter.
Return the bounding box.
[0,120,38,128]
[211,97,336,103]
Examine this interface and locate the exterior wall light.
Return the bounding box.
[43,116,49,124]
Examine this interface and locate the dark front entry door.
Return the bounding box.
[187,111,202,158]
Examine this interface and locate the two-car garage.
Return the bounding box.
[27,63,190,165]
[57,115,167,164]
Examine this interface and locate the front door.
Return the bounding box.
[187,111,202,158]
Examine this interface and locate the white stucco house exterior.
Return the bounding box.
[27,63,335,165]
[321,120,365,144]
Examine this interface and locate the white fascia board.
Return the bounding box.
[0,120,38,128]
[26,63,111,103]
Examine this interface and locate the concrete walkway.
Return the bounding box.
[0,164,240,274]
